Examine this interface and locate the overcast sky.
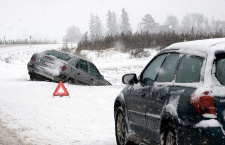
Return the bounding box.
[0,0,225,42]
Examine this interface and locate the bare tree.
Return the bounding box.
[106,10,118,35]
[112,12,118,35]
[141,14,157,33]
[89,13,103,39]
[165,15,179,28]
[95,15,103,37]
[181,13,208,33]
[120,8,132,34]
[106,10,113,35]
[89,13,95,39]
[211,17,225,32]
[63,26,81,44]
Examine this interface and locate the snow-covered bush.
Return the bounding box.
[129,48,151,58]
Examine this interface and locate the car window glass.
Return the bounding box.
[89,62,101,77]
[176,55,203,83]
[141,54,167,85]
[76,59,88,73]
[216,58,225,85]
[44,50,72,61]
[156,53,180,82]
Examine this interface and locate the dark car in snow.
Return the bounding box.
[27,49,111,86]
[114,38,225,145]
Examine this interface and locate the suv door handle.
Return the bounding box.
[77,73,80,75]
[91,78,94,81]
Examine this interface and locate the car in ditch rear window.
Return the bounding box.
[27,49,111,86]
[114,38,225,145]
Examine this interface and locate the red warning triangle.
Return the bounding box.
[53,81,69,96]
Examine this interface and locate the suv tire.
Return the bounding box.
[115,109,136,145]
[163,122,177,145]
[115,109,127,145]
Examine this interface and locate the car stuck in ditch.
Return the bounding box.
[27,49,111,86]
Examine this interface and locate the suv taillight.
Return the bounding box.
[191,90,216,115]
[62,66,67,71]
[31,55,36,61]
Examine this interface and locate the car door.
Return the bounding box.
[74,59,91,85]
[127,54,167,138]
[147,53,180,143]
[88,62,103,85]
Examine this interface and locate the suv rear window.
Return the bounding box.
[216,58,225,85]
[176,55,203,83]
[44,50,72,61]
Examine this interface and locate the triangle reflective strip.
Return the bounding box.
[58,87,64,93]
[53,81,69,96]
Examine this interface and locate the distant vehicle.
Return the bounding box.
[27,49,111,86]
[114,38,225,145]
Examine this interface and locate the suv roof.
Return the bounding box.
[163,38,225,55]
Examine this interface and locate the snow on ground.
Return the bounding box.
[0,44,157,145]
[81,48,158,85]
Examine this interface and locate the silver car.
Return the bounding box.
[27,49,111,86]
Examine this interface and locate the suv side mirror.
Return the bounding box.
[122,74,138,85]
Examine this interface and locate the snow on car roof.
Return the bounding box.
[164,38,225,54]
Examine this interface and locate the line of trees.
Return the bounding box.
[77,30,225,52]
[64,8,225,51]
[85,9,225,38]
[88,8,133,38]
[0,38,57,45]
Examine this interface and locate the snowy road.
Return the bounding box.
[0,44,157,144]
[0,117,26,145]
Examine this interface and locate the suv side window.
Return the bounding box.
[156,53,180,82]
[89,62,101,77]
[176,55,203,83]
[76,59,88,73]
[141,54,167,85]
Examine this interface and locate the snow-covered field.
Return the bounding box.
[0,44,157,145]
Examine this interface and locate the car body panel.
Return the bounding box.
[126,82,149,138]
[145,84,170,142]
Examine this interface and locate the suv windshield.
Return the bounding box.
[44,50,72,61]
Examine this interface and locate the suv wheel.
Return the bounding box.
[162,123,177,145]
[115,109,127,145]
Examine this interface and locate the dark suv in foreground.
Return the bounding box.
[114,38,225,145]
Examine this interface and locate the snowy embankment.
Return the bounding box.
[0,44,157,145]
